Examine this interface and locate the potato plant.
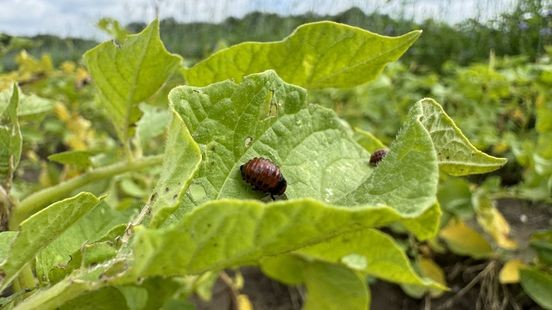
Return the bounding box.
[0,20,511,309]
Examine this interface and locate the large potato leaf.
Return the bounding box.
[183,21,421,89]
[0,192,101,292]
[124,198,429,280]
[170,75,505,225]
[83,20,181,143]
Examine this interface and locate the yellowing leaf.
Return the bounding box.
[60,61,76,74]
[418,257,447,297]
[15,51,53,77]
[440,219,493,258]
[237,294,253,310]
[499,259,525,284]
[473,191,517,250]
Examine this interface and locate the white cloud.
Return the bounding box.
[0,0,519,39]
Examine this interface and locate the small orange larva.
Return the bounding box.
[240,157,287,198]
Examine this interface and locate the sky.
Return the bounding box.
[0,0,519,40]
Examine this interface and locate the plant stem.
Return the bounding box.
[9,154,163,230]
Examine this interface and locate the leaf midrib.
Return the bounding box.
[122,27,155,144]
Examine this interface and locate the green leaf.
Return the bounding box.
[146,112,201,228]
[136,103,171,148]
[520,267,552,310]
[168,72,502,231]
[303,261,369,310]
[260,254,306,285]
[116,286,148,310]
[437,176,473,218]
[416,98,507,176]
[0,192,101,291]
[298,228,441,288]
[262,256,370,310]
[120,198,435,281]
[122,277,186,310]
[169,70,371,212]
[11,274,101,309]
[59,287,129,310]
[183,21,421,89]
[169,72,445,225]
[0,231,16,262]
[14,268,191,309]
[0,83,22,186]
[48,150,94,169]
[35,202,133,284]
[83,20,182,143]
[536,94,552,161]
[338,98,440,216]
[0,88,53,118]
[341,99,506,213]
[400,203,442,240]
[530,230,552,265]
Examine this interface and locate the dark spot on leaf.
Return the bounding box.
[150,192,158,202]
[446,156,450,160]
[172,194,178,199]
[165,187,169,193]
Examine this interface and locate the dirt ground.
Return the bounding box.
[193,198,551,310]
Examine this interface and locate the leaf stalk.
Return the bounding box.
[9,154,163,229]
